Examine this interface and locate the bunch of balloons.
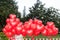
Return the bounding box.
[42,22,58,36]
[23,18,44,36]
[3,14,23,38]
[2,14,58,40]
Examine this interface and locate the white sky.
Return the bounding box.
[15,0,60,15]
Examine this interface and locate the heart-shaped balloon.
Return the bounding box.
[15,26,22,35]
[10,21,17,27]
[42,29,48,36]
[52,28,58,36]
[36,25,44,31]
[21,28,26,36]
[5,24,12,32]
[6,18,10,23]
[47,28,53,36]
[31,23,36,30]
[3,28,7,33]
[5,32,13,38]
[27,29,33,36]
[47,22,54,28]
[9,14,16,19]
[15,18,20,24]
[34,29,41,36]
[11,28,16,35]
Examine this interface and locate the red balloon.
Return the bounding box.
[47,22,54,25]
[51,25,55,29]
[31,23,36,30]
[10,21,17,27]
[36,25,44,31]
[3,28,7,33]
[47,22,54,28]
[45,25,48,30]
[40,25,44,31]
[10,18,15,22]
[5,24,12,32]
[17,22,23,27]
[15,26,22,35]
[52,27,56,30]
[34,18,42,25]
[28,19,33,23]
[5,32,13,38]
[37,20,42,25]
[11,28,16,35]
[34,29,41,36]
[15,18,20,23]
[27,29,33,36]
[36,25,41,30]
[52,28,58,36]
[6,18,10,23]
[9,14,16,19]
[24,21,29,24]
[21,29,26,36]
[24,24,31,30]
[34,18,39,24]
[47,28,53,36]
[41,29,48,36]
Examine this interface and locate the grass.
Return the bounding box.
[0,32,8,40]
[0,32,60,40]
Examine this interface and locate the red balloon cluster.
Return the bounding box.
[2,14,58,39]
[24,18,44,36]
[42,22,58,36]
[3,14,23,38]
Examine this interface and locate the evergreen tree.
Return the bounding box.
[26,0,45,19]
[0,0,21,31]
[25,0,60,30]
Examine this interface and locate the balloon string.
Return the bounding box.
[48,36,52,40]
[49,38,52,40]
[32,36,34,40]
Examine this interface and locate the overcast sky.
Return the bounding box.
[15,0,60,15]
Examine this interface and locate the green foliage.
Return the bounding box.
[0,0,21,31]
[0,32,8,40]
